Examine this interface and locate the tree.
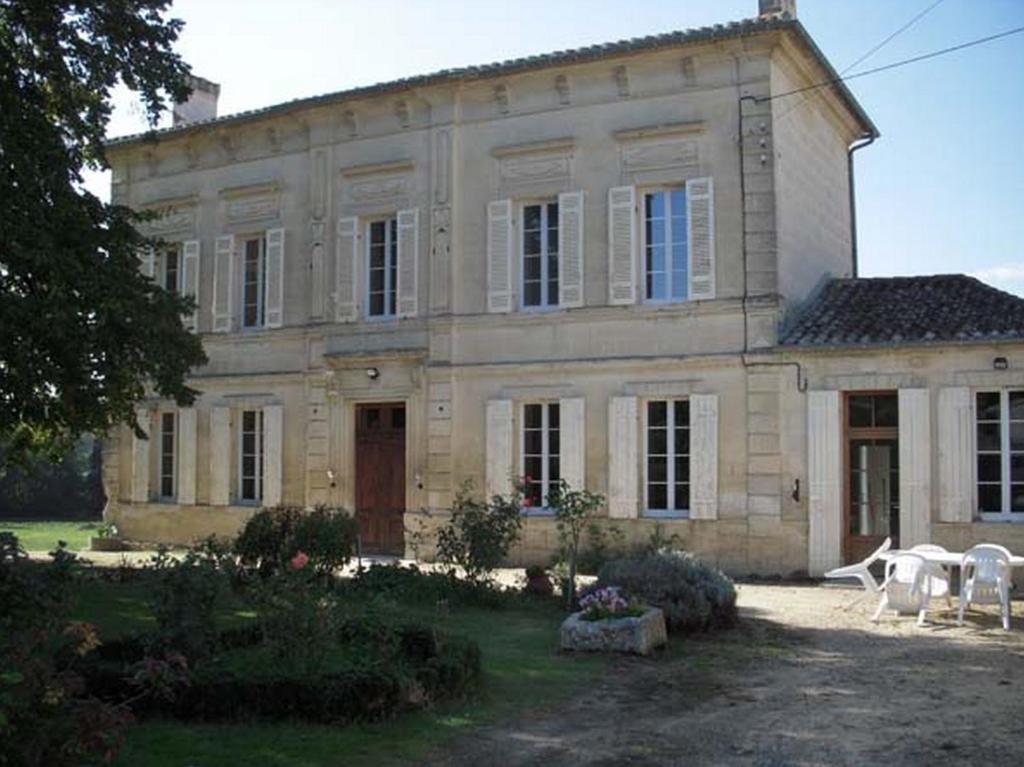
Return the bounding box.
[0,0,207,464]
[548,479,605,611]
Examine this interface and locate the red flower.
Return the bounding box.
[290,551,310,570]
[522,497,533,508]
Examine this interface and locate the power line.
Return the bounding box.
[762,23,1024,104]
[775,0,946,122]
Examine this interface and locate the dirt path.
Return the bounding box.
[423,584,1024,766]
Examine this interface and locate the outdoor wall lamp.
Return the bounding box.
[365,367,380,380]
[993,357,1009,371]
[791,478,801,503]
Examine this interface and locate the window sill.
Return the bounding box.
[642,510,689,520]
[520,507,555,518]
[977,514,1024,523]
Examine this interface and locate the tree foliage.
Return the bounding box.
[0,0,207,463]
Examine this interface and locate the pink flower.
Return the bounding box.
[522,497,533,508]
[290,551,310,570]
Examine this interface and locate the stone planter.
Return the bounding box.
[90,536,132,552]
[559,607,667,656]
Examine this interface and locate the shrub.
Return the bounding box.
[574,521,628,576]
[234,505,358,578]
[351,563,510,609]
[596,551,737,634]
[435,482,523,583]
[147,547,225,659]
[547,480,605,610]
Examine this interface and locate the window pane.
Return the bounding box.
[1012,454,1024,483]
[977,392,1001,421]
[648,401,667,427]
[523,228,541,255]
[523,205,541,231]
[848,396,872,428]
[648,457,667,482]
[648,484,667,510]
[548,404,560,429]
[978,484,1002,512]
[674,428,690,455]
[392,408,405,429]
[548,429,560,456]
[548,457,560,483]
[1012,484,1024,512]
[674,484,689,511]
[675,456,690,482]
[524,429,543,455]
[1011,423,1024,451]
[977,423,1002,451]
[242,478,255,500]
[523,255,541,280]
[874,395,898,428]
[978,454,1002,482]
[369,293,384,316]
[670,188,686,219]
[674,401,689,427]
[524,404,542,429]
[523,456,542,483]
[369,269,385,292]
[645,192,665,220]
[648,242,666,273]
[1010,391,1024,420]
[648,428,667,455]
[523,282,541,307]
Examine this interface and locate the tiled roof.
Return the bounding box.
[106,15,875,148]
[779,275,1024,349]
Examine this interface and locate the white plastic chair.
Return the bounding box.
[872,553,932,627]
[957,544,1013,631]
[910,543,953,609]
[824,537,891,609]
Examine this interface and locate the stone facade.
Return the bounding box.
[101,13,1024,575]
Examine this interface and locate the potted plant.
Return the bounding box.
[524,565,553,596]
[560,586,667,655]
[90,522,131,552]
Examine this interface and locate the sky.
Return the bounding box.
[88,0,1024,295]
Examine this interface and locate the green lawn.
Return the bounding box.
[68,575,605,767]
[1,519,100,551]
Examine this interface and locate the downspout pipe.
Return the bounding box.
[847,132,877,278]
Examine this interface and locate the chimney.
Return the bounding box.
[172,75,220,127]
[758,0,796,17]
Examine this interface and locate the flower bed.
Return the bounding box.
[560,606,667,656]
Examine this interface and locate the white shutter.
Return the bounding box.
[181,239,200,331]
[212,235,235,333]
[938,387,973,523]
[899,388,932,547]
[807,390,842,576]
[689,394,719,520]
[264,227,285,328]
[262,404,284,506]
[486,199,513,313]
[139,247,156,280]
[131,408,151,503]
[559,397,585,491]
[485,399,514,498]
[687,177,715,300]
[209,406,231,506]
[608,396,639,518]
[607,186,636,305]
[177,407,197,504]
[558,191,584,308]
[334,217,358,322]
[397,208,419,317]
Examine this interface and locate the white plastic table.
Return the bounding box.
[879,550,1024,568]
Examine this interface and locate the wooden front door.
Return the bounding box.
[843,392,900,564]
[355,403,406,555]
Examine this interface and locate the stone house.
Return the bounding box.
[102,1,1024,575]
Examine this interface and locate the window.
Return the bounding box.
[242,236,267,328]
[367,218,398,318]
[159,412,176,500]
[645,400,689,515]
[240,409,264,503]
[163,246,181,293]
[521,403,560,509]
[976,391,1024,519]
[643,187,688,302]
[521,202,558,309]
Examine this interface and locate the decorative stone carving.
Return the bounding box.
[430,205,451,312]
[395,99,410,129]
[433,128,450,204]
[494,84,510,114]
[621,139,698,172]
[560,608,667,655]
[340,109,358,139]
[222,184,280,223]
[349,175,408,203]
[310,148,328,219]
[555,74,571,105]
[614,65,630,98]
[499,154,571,185]
[145,208,196,236]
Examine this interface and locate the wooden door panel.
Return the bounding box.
[355,404,406,555]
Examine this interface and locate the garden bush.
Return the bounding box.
[147,546,226,659]
[351,563,511,609]
[596,550,737,634]
[233,505,358,578]
[435,482,524,583]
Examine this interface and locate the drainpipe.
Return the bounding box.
[847,133,876,278]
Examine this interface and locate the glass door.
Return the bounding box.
[844,393,899,564]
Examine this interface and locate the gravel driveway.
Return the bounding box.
[424,583,1024,766]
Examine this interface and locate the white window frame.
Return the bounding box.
[520,401,560,515]
[977,389,1024,521]
[365,216,398,320]
[158,411,177,501]
[162,244,182,294]
[642,398,690,518]
[640,185,689,304]
[519,199,559,312]
[239,409,264,505]
[241,234,267,329]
